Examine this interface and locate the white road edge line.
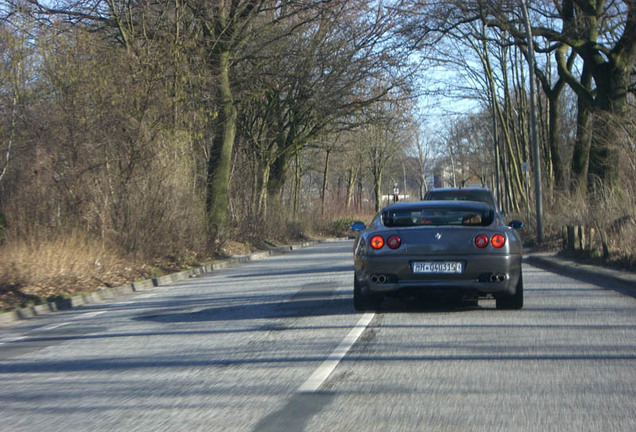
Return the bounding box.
[40,322,71,331]
[0,336,28,346]
[1,311,108,346]
[297,312,375,393]
[72,311,108,320]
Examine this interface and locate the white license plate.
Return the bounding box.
[411,261,463,274]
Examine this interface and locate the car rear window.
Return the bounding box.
[382,207,494,227]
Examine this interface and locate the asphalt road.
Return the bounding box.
[1,240,634,432]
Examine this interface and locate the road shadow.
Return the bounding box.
[135,288,354,323]
[376,296,483,313]
[228,264,354,279]
[134,290,482,324]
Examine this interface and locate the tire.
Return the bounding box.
[496,273,524,310]
[353,277,381,311]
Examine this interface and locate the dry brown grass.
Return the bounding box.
[0,233,153,311]
[0,223,304,312]
[536,168,636,271]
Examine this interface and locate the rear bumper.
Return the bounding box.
[354,253,522,297]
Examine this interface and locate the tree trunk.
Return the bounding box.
[546,90,565,189]
[373,170,383,212]
[587,61,630,189]
[477,30,523,213]
[293,151,300,219]
[559,2,635,193]
[268,149,289,204]
[419,168,427,200]
[345,166,357,210]
[206,48,237,240]
[570,66,593,192]
[320,148,330,217]
[256,162,271,219]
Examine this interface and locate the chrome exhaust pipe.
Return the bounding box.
[490,273,507,283]
[370,274,387,284]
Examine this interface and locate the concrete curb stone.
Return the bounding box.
[0,239,327,326]
[525,252,636,298]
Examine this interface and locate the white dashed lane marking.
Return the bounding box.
[297,312,375,393]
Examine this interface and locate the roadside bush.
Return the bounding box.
[0,232,150,310]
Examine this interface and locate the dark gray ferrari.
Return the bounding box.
[351,200,524,311]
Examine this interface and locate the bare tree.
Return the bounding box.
[237,0,415,218]
[412,127,433,199]
[397,0,635,198]
[481,0,635,192]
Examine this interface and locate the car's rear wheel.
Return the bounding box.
[496,273,523,310]
[353,277,381,311]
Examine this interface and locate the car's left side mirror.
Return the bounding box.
[350,221,366,232]
[509,220,524,230]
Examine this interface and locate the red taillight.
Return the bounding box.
[370,235,384,249]
[387,235,401,249]
[491,234,506,248]
[474,234,489,248]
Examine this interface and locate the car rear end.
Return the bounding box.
[353,201,522,299]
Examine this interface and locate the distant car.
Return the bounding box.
[351,200,524,311]
[424,186,500,211]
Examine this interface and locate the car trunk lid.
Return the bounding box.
[397,226,480,255]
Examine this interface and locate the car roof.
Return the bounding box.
[383,200,492,211]
[427,187,491,192]
[424,187,497,207]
